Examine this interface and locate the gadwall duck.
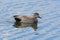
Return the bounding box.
[13,13,41,23]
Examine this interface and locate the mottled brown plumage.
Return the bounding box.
[14,13,41,23]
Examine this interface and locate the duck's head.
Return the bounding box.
[33,13,41,19]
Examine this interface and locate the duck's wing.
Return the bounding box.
[20,16,34,23]
[23,16,32,19]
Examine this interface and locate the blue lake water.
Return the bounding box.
[0,0,60,40]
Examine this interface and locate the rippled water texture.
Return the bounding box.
[0,0,60,40]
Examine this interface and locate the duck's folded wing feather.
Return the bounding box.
[20,16,34,23]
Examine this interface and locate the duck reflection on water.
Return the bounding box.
[13,20,37,31]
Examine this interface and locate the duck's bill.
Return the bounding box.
[38,16,42,19]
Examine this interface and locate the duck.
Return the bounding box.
[13,13,42,23]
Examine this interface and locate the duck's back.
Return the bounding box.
[20,16,34,23]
